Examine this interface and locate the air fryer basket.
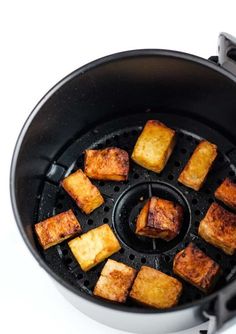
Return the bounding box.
[10,33,236,333]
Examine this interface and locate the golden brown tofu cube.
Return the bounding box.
[84,147,129,181]
[35,209,82,250]
[93,259,136,303]
[61,169,104,214]
[135,197,183,241]
[178,140,217,191]
[215,178,236,210]
[129,266,182,309]
[198,202,236,255]
[68,224,121,271]
[131,120,176,173]
[173,243,221,293]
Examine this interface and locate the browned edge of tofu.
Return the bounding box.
[61,169,104,214]
[173,243,221,293]
[93,259,137,303]
[135,199,150,234]
[198,202,236,255]
[84,147,129,181]
[215,178,236,210]
[178,140,218,191]
[35,209,82,250]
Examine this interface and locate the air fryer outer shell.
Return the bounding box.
[10,34,236,334]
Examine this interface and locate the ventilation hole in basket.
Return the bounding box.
[99,181,105,187]
[119,248,125,254]
[84,280,90,287]
[215,253,222,261]
[78,154,83,161]
[174,161,180,167]
[195,292,202,299]
[90,267,97,272]
[87,219,93,225]
[208,198,214,204]
[133,173,139,179]
[129,254,135,260]
[168,174,174,181]
[181,148,187,154]
[192,198,198,205]
[123,179,129,185]
[103,217,109,223]
[230,260,236,266]
[123,132,129,138]
[219,156,225,163]
[106,139,111,145]
[187,135,193,142]
[229,170,235,177]
[217,178,223,185]
[58,194,65,200]
[204,188,211,195]
[141,257,146,264]
[104,206,110,212]
[62,249,68,256]
[201,247,206,253]
[57,203,63,209]
[64,257,73,265]
[114,186,120,192]
[114,135,119,141]
[97,143,103,149]
[77,273,83,280]
[195,210,201,216]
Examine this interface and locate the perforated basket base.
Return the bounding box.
[36,112,236,308]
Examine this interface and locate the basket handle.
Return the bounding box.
[218,32,236,76]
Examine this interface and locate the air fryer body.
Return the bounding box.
[11,49,236,334]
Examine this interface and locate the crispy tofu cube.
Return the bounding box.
[35,209,82,250]
[198,202,236,255]
[93,259,137,303]
[131,120,176,173]
[61,169,104,214]
[178,140,217,191]
[136,197,183,241]
[215,178,236,210]
[129,266,182,309]
[84,147,129,181]
[68,224,121,271]
[173,243,221,293]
